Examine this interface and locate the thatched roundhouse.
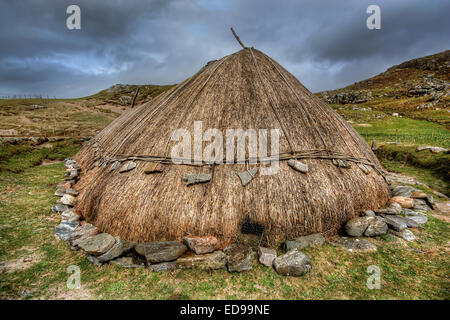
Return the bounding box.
[73,46,389,247]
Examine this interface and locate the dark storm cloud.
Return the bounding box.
[0,0,449,98]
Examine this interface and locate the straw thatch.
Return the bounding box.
[73,47,389,247]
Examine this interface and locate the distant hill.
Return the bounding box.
[318,50,450,127]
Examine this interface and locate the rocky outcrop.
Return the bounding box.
[321,90,373,104]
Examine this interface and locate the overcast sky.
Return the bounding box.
[1,0,449,98]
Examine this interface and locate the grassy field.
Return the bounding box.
[0,141,449,300]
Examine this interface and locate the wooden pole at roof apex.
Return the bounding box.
[230,27,247,49]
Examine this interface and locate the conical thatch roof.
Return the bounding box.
[73,46,389,247]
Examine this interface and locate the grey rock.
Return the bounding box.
[149,262,176,272]
[61,209,80,223]
[425,195,435,209]
[413,199,431,212]
[97,237,135,262]
[224,245,256,272]
[383,215,408,231]
[65,189,79,196]
[55,188,65,197]
[389,229,416,242]
[258,247,277,267]
[183,236,218,255]
[142,241,187,263]
[175,251,227,270]
[407,214,428,225]
[110,256,145,268]
[402,208,419,216]
[237,167,258,186]
[183,173,211,186]
[362,210,375,217]
[345,216,375,237]
[284,233,325,251]
[87,255,103,266]
[119,161,137,173]
[119,95,132,105]
[54,221,79,241]
[287,159,308,173]
[364,217,388,237]
[331,237,377,252]
[273,250,312,277]
[69,223,99,247]
[388,202,403,214]
[51,203,69,213]
[110,161,121,172]
[392,186,416,197]
[78,233,116,256]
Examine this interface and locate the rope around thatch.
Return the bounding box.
[87,140,386,178]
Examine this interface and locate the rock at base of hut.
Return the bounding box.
[111,256,146,268]
[174,251,227,270]
[119,161,137,173]
[54,221,79,241]
[392,186,415,197]
[364,218,388,237]
[224,245,256,273]
[61,209,80,223]
[142,241,187,264]
[383,215,416,231]
[69,223,99,247]
[59,194,76,207]
[287,159,308,173]
[331,237,377,252]
[389,229,416,242]
[362,210,376,217]
[389,196,414,209]
[258,247,277,267]
[411,190,427,199]
[284,233,325,251]
[78,233,116,256]
[149,261,176,272]
[407,214,428,225]
[97,237,135,262]
[55,188,65,197]
[413,199,431,212]
[51,203,69,213]
[273,250,312,277]
[65,189,79,196]
[183,236,218,255]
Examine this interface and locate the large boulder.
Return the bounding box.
[174,251,227,270]
[283,233,325,251]
[224,245,256,272]
[141,241,187,264]
[345,217,387,237]
[183,236,218,254]
[78,233,116,256]
[273,250,312,277]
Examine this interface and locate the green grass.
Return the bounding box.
[0,142,449,300]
